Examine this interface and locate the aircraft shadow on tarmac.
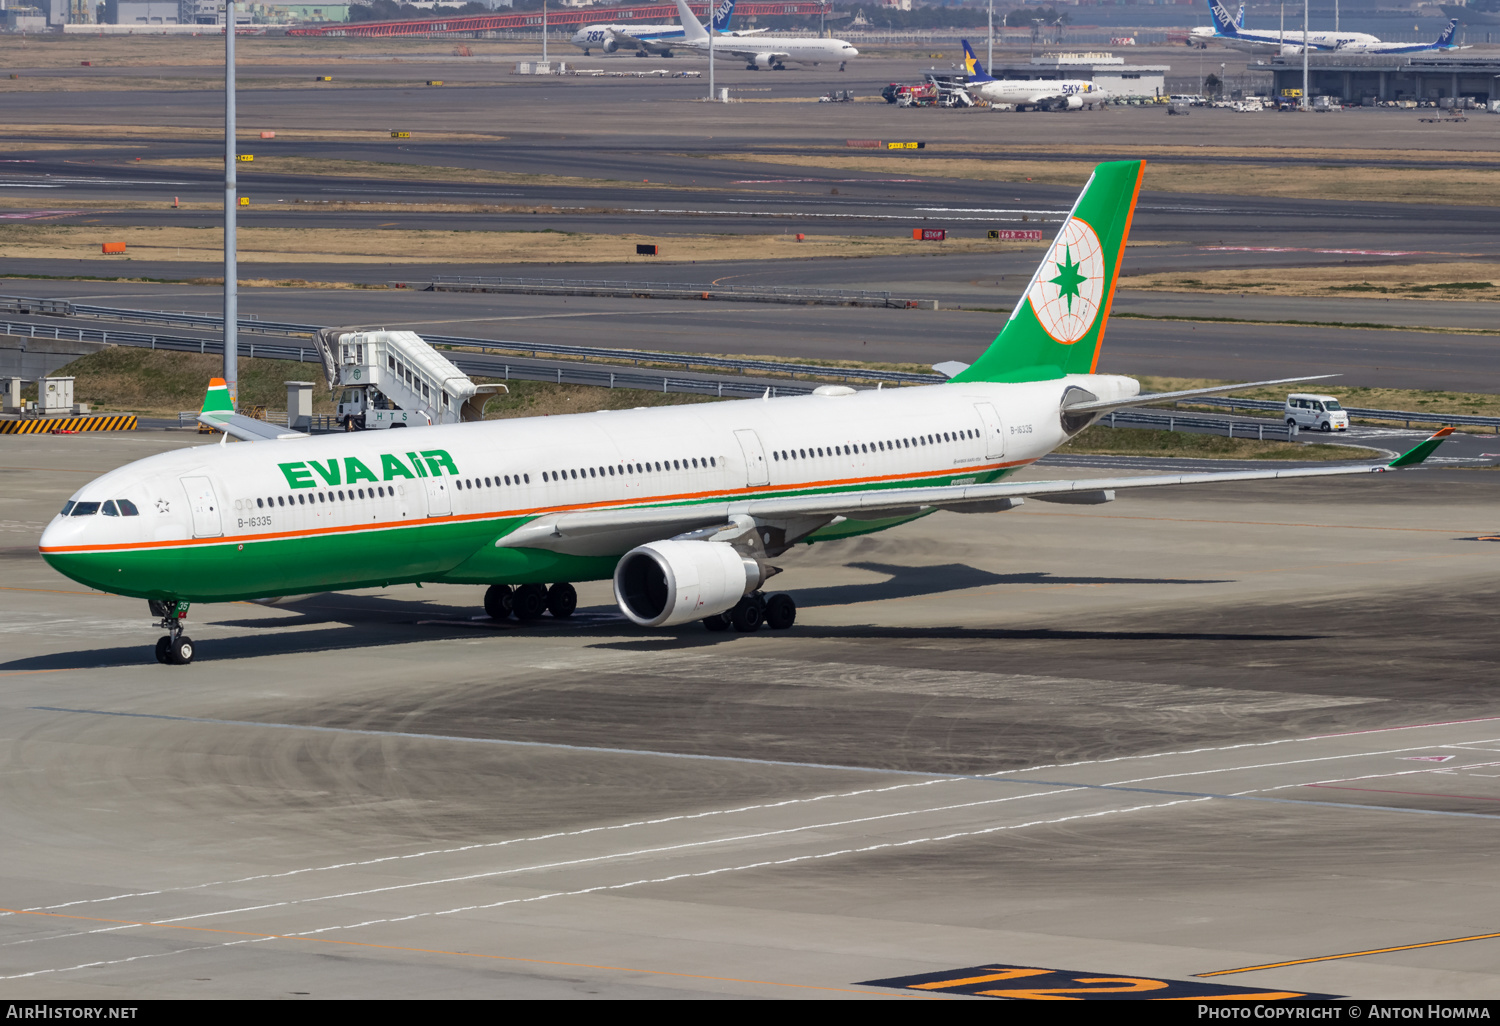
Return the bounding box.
[4,564,1308,671]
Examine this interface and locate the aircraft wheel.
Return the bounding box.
[546,582,577,618]
[703,612,732,632]
[764,593,796,630]
[514,583,548,621]
[729,594,763,633]
[155,637,171,664]
[484,584,513,620]
[171,636,194,665]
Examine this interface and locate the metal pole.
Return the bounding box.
[988,0,993,70]
[1302,0,1310,109]
[224,0,238,409]
[542,0,547,64]
[709,4,715,100]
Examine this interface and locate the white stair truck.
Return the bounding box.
[314,328,506,431]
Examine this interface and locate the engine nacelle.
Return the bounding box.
[613,540,761,627]
[601,32,618,53]
[1065,94,1084,110]
[752,53,776,68]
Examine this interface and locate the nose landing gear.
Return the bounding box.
[149,599,194,665]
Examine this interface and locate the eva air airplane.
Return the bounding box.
[39,161,1450,665]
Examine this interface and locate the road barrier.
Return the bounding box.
[1105,409,1298,441]
[413,275,905,308]
[0,414,137,434]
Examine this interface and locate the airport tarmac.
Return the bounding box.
[2,432,1500,998]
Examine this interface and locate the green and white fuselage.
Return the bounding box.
[39,374,1133,603]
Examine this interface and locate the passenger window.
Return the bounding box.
[277,496,286,507]
[102,500,119,516]
[318,492,326,503]
[523,474,530,483]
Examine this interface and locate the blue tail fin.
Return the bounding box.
[1435,18,1458,47]
[960,39,995,82]
[1236,2,1246,28]
[711,0,735,33]
[1208,0,1239,36]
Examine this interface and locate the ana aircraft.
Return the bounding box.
[571,0,739,57]
[671,0,857,70]
[1189,3,1244,48]
[1201,0,1377,53]
[960,40,1108,110]
[39,160,1453,665]
[1335,19,1463,54]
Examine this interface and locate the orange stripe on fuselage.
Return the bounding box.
[39,458,1036,555]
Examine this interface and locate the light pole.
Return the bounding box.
[1302,0,1310,110]
[709,5,716,101]
[987,0,993,70]
[542,0,547,64]
[223,0,237,408]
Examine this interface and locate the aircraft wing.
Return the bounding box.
[710,43,791,61]
[499,428,1454,553]
[197,410,309,442]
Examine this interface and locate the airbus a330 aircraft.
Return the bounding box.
[671,0,857,70]
[39,161,1452,665]
[960,40,1108,110]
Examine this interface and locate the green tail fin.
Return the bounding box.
[952,160,1145,384]
[201,377,233,414]
[1386,426,1454,468]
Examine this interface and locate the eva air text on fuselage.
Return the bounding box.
[278,450,459,489]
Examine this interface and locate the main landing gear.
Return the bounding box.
[485,583,577,622]
[702,591,795,633]
[149,599,194,665]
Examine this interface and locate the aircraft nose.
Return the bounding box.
[846,46,859,55]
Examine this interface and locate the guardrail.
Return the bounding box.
[1106,409,1298,442]
[0,296,945,386]
[414,275,906,309]
[1176,396,1500,432]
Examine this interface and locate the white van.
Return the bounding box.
[1285,393,1349,433]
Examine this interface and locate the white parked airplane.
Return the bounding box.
[671,0,857,70]
[38,160,1453,665]
[960,40,1108,110]
[1199,0,1377,53]
[1335,19,1464,54]
[572,0,739,57]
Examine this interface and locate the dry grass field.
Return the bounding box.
[0,224,1040,264]
[1122,262,1500,302]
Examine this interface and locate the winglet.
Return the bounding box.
[201,377,233,415]
[1385,426,1454,469]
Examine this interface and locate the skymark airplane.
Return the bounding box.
[39,161,1452,665]
[960,40,1107,110]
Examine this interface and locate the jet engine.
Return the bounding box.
[613,540,766,627]
[750,53,777,69]
[1065,94,1084,110]
[601,32,619,53]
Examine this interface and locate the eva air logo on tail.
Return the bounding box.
[1027,217,1105,345]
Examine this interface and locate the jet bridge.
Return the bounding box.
[313,328,506,430]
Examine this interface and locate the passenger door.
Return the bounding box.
[734,429,770,487]
[425,476,451,517]
[974,403,1006,460]
[180,476,222,538]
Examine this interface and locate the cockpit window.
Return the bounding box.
[72,502,100,517]
[117,499,140,516]
[61,501,75,517]
[101,500,119,517]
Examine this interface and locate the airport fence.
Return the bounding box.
[0,296,944,386]
[1104,409,1299,442]
[1176,396,1500,432]
[415,275,907,309]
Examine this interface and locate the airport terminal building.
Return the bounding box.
[1268,53,1500,104]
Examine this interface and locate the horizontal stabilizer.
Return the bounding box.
[197,411,309,442]
[1062,374,1337,415]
